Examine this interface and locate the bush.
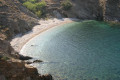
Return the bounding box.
[23,0,46,17]
[35,10,42,17]
[29,0,37,3]
[61,0,72,10]
[36,1,46,10]
[23,1,36,12]
[0,56,9,61]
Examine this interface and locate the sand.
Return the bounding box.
[10,18,79,52]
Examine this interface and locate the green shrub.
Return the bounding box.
[29,0,38,3]
[36,1,46,15]
[61,0,72,10]
[35,1,46,10]
[23,1,36,12]
[35,10,42,17]
[1,56,9,61]
[23,0,46,17]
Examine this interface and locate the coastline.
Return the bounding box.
[10,18,79,53]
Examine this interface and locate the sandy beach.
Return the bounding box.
[10,18,79,53]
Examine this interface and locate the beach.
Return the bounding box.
[10,18,79,53]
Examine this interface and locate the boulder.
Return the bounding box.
[0,75,6,80]
[33,60,43,63]
[19,55,32,60]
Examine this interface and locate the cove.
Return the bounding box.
[20,20,120,80]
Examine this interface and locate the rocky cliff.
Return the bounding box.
[0,59,53,80]
[64,0,103,20]
[45,0,120,22]
[104,0,120,21]
[45,0,103,20]
[0,0,53,80]
[0,0,38,40]
[70,0,120,21]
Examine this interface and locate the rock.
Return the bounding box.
[26,61,32,64]
[26,66,38,75]
[53,10,62,19]
[33,60,43,63]
[26,77,31,80]
[95,78,99,80]
[0,75,6,80]
[40,74,53,80]
[19,55,32,60]
[12,62,25,69]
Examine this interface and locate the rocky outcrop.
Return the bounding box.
[0,0,38,40]
[103,0,120,22]
[71,0,120,21]
[65,0,103,20]
[0,39,16,57]
[0,0,53,80]
[45,0,120,22]
[45,0,103,20]
[0,59,53,80]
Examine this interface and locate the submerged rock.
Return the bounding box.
[33,60,43,63]
[40,74,53,80]
[19,55,32,60]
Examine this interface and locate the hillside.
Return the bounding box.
[0,0,53,80]
[0,0,38,40]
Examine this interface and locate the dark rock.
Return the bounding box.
[95,78,99,80]
[33,60,43,63]
[19,55,32,60]
[40,74,53,80]
[26,61,32,64]
[0,75,6,80]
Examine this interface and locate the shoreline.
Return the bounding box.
[10,18,79,53]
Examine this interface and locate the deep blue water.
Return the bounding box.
[20,20,120,80]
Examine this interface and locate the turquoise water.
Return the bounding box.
[20,20,120,80]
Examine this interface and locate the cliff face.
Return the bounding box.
[0,0,38,40]
[0,59,53,80]
[45,0,103,20]
[65,0,120,21]
[64,0,103,20]
[46,0,120,22]
[104,0,120,21]
[0,0,53,80]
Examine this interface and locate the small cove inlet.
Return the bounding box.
[20,20,120,80]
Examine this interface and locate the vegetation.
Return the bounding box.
[0,56,9,61]
[23,1,36,12]
[0,1,2,4]
[61,0,72,11]
[0,25,9,40]
[22,0,46,17]
[35,10,42,17]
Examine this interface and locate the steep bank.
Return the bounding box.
[99,0,120,22]
[63,0,103,20]
[0,0,38,40]
[45,0,120,22]
[0,59,53,80]
[0,0,53,80]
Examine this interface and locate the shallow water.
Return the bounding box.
[20,20,120,80]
